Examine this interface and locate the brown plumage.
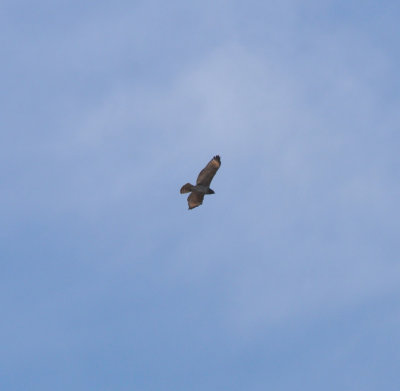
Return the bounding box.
[180,155,221,209]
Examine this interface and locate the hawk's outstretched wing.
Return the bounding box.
[187,191,204,209]
[196,155,221,186]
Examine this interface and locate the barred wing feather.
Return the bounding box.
[187,191,204,209]
[196,155,221,186]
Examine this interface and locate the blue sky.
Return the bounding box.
[2,1,400,390]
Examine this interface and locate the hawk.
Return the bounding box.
[180,155,221,209]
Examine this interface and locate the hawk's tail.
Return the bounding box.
[180,183,193,194]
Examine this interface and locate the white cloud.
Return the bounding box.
[6,13,398,335]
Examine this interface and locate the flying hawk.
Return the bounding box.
[180,155,221,210]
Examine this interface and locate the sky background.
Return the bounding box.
[1,1,400,390]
